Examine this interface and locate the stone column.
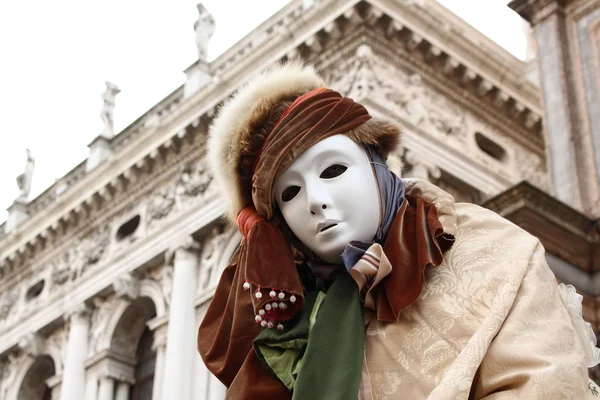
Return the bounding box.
[161,237,201,400]
[60,305,91,400]
[97,376,115,400]
[208,375,226,400]
[149,319,168,400]
[115,381,130,400]
[194,341,210,398]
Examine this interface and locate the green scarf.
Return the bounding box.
[254,272,364,399]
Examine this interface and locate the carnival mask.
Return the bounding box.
[275,134,381,263]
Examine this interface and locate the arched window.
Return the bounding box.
[17,355,55,400]
[129,327,156,400]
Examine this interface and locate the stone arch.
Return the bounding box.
[44,342,64,377]
[97,297,132,353]
[14,355,55,400]
[139,279,167,317]
[110,297,157,360]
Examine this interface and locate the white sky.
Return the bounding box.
[0,0,527,223]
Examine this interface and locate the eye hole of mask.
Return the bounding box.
[320,164,348,179]
[281,185,301,202]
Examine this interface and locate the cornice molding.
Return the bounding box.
[484,181,598,272]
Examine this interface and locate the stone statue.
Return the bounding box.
[16,149,34,201]
[193,3,216,61]
[100,81,121,138]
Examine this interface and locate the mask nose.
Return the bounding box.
[306,180,332,216]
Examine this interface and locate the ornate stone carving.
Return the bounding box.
[147,186,176,222]
[18,332,43,358]
[325,44,393,100]
[113,273,140,300]
[198,225,230,291]
[46,326,68,374]
[0,289,19,320]
[145,265,174,308]
[166,236,202,265]
[66,303,92,327]
[51,252,71,285]
[88,296,116,357]
[73,226,111,279]
[175,162,213,199]
[324,47,469,144]
[0,352,23,399]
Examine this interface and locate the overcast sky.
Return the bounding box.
[0,0,527,223]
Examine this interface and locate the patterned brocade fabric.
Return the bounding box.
[361,199,593,399]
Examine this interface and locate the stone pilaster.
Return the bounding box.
[509,0,600,217]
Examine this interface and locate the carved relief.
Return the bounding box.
[45,327,68,375]
[0,352,23,399]
[147,186,176,222]
[324,45,470,144]
[198,224,230,292]
[175,162,213,200]
[0,289,19,320]
[50,252,71,285]
[77,226,111,274]
[113,273,140,301]
[88,296,117,358]
[146,160,213,229]
[145,265,173,309]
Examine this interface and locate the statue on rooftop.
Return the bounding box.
[100,81,121,138]
[193,3,216,62]
[16,149,35,201]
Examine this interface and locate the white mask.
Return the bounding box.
[275,134,381,264]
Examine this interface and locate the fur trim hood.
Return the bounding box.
[208,60,402,224]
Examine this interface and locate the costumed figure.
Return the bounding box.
[198,61,600,399]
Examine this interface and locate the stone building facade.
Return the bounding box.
[0,0,598,399]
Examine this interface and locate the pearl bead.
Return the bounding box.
[269,290,276,299]
[255,315,262,322]
[258,309,265,316]
[279,302,286,310]
[278,292,285,299]
[267,321,274,329]
[290,295,297,303]
[265,304,272,311]
[243,281,250,290]
[255,291,262,300]
[272,302,278,309]
[277,323,284,331]
[261,320,268,328]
